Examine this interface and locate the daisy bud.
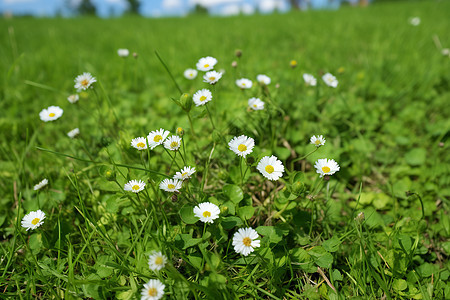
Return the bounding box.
[133,52,138,59]
[104,168,116,181]
[275,83,280,89]
[290,60,297,68]
[439,142,444,147]
[231,61,238,68]
[355,212,365,224]
[176,127,184,137]
[172,194,178,202]
[179,93,192,112]
[235,49,242,57]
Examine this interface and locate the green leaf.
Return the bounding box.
[29,233,43,254]
[255,226,285,244]
[331,269,343,281]
[416,263,439,278]
[221,216,243,230]
[179,204,198,224]
[322,236,341,252]
[308,246,333,268]
[116,290,133,300]
[237,206,255,220]
[223,184,243,204]
[405,148,427,166]
[393,279,408,291]
[174,234,202,250]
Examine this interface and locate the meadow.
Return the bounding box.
[0,0,449,299]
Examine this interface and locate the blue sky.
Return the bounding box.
[0,0,352,17]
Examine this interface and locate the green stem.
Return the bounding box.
[154,50,183,95]
[205,104,216,130]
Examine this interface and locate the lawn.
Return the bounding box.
[0,0,449,299]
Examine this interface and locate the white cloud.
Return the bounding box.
[241,3,254,15]
[258,0,287,13]
[220,4,240,15]
[3,0,36,4]
[162,0,182,9]
[189,0,243,8]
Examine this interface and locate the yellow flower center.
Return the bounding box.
[253,104,257,108]
[154,135,162,142]
[182,172,188,177]
[137,142,145,148]
[315,140,321,145]
[81,79,89,86]
[170,141,178,148]
[265,165,274,174]
[31,218,40,225]
[200,96,207,101]
[322,166,331,173]
[148,287,157,297]
[168,184,175,189]
[155,256,163,265]
[204,64,209,68]
[49,113,55,117]
[242,237,252,247]
[242,83,246,86]
[209,77,215,81]
[203,211,211,218]
[132,185,140,190]
[238,144,247,152]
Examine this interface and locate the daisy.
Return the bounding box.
[193,89,212,106]
[257,155,284,181]
[67,94,79,103]
[248,97,265,110]
[131,137,148,150]
[124,179,146,193]
[322,73,338,88]
[74,72,96,91]
[232,227,260,256]
[442,48,450,56]
[147,128,170,150]
[314,158,340,177]
[310,135,326,147]
[33,178,48,191]
[256,74,271,85]
[117,48,129,57]
[21,210,46,231]
[163,135,182,151]
[409,17,421,26]
[196,56,217,71]
[303,73,317,86]
[67,128,80,139]
[148,251,167,272]
[141,279,165,300]
[159,179,182,193]
[228,135,254,158]
[184,68,198,80]
[173,166,196,180]
[203,70,222,85]
[236,78,252,89]
[290,60,298,68]
[39,106,63,122]
[193,202,220,224]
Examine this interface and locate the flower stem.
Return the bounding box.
[205,104,216,130]
[154,50,183,95]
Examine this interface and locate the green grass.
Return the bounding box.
[1,0,449,299]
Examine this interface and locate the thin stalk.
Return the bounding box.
[154,50,182,95]
[205,104,216,130]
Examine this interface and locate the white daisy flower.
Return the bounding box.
[236,78,253,89]
[39,106,63,122]
[314,158,340,177]
[131,137,148,150]
[163,135,182,151]
[232,227,260,256]
[74,72,96,91]
[67,128,80,139]
[173,166,196,180]
[303,73,317,86]
[203,70,222,85]
[322,73,338,88]
[148,251,167,272]
[228,135,254,158]
[257,155,284,181]
[409,17,421,26]
[193,202,220,224]
[310,135,326,147]
[21,210,46,231]
[117,48,129,57]
[124,179,146,193]
[141,279,165,300]
[193,89,212,106]
[33,179,48,191]
[256,74,271,85]
[441,48,450,56]
[159,179,182,193]
[147,128,170,150]
[196,56,217,71]
[184,68,198,80]
[67,94,79,103]
[248,97,265,110]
